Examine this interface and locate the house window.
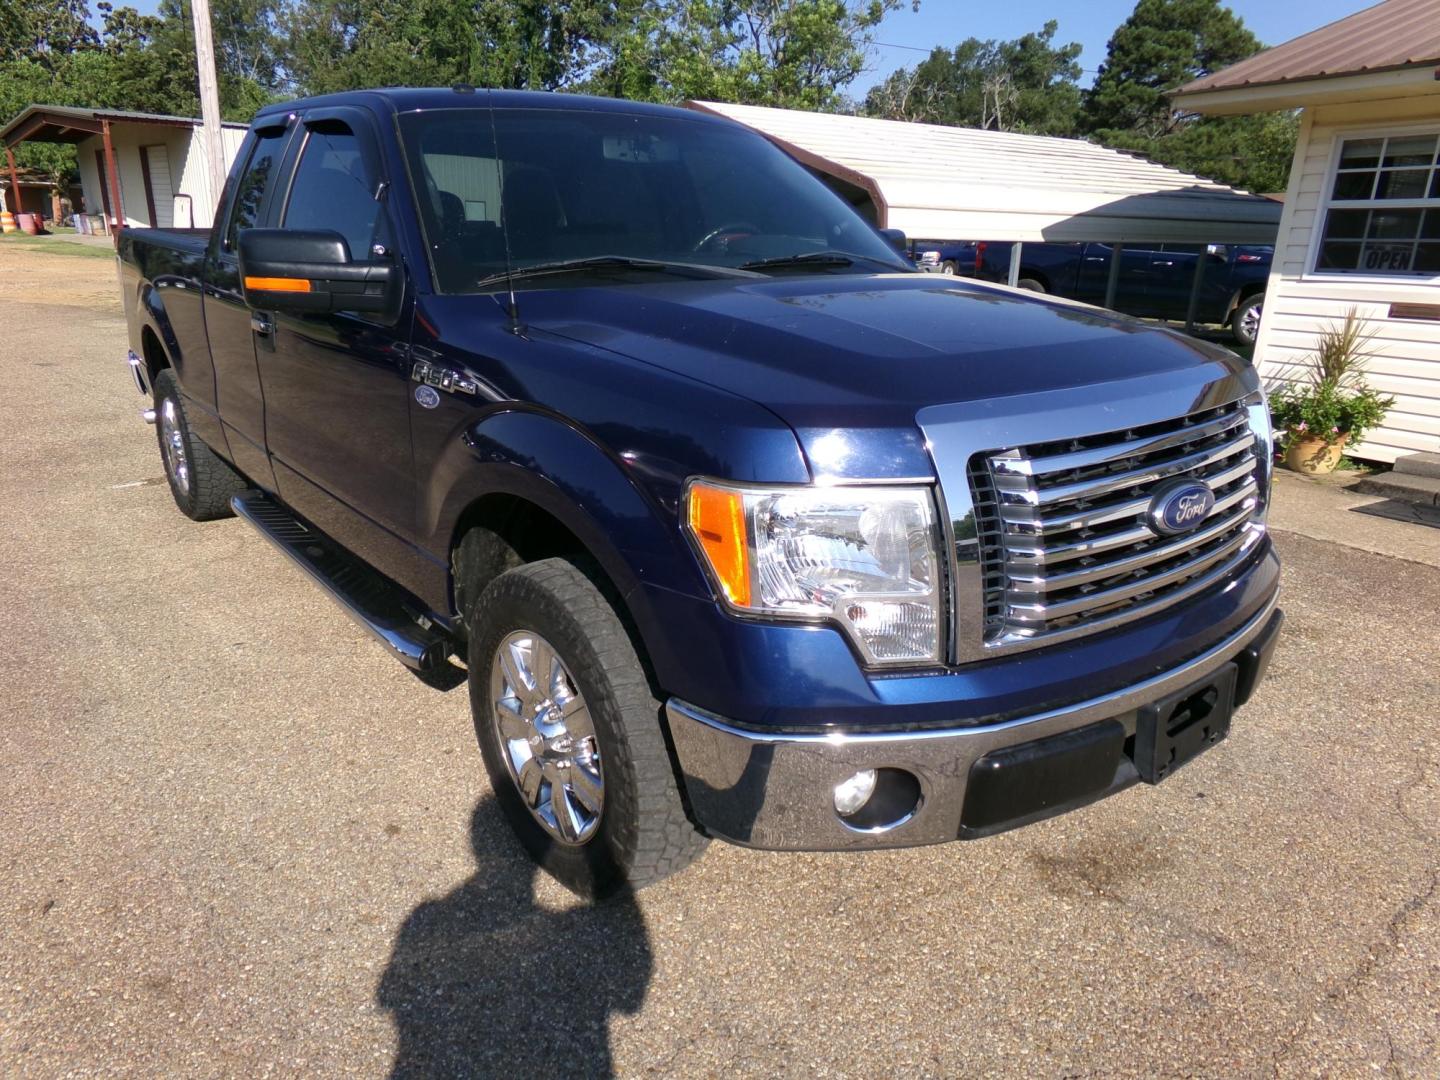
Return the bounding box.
[1316,133,1440,277]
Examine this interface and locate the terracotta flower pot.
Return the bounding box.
[1284,433,1348,474]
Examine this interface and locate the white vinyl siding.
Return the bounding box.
[1254,98,1440,463]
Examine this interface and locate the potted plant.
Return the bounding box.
[1269,308,1394,474]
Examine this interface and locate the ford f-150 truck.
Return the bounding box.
[118,88,1282,898]
[913,239,1272,345]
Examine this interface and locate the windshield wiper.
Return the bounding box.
[739,251,907,272]
[475,256,759,288]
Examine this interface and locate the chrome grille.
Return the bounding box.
[972,398,1265,647]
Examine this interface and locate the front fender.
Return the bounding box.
[417,407,711,649]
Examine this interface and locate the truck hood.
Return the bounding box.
[518,273,1248,480]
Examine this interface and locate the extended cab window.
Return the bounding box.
[225,127,286,251]
[283,125,382,260]
[398,108,906,293]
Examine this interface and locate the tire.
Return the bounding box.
[1017,277,1046,293]
[1231,293,1264,346]
[153,369,246,521]
[940,260,958,276]
[468,558,707,898]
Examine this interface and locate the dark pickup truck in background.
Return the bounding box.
[913,239,1273,345]
[118,88,1282,898]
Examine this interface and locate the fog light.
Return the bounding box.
[833,769,878,816]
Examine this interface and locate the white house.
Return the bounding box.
[1,106,247,231]
[1173,0,1440,464]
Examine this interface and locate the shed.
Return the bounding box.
[1172,0,1440,464]
[684,100,1282,246]
[0,105,248,234]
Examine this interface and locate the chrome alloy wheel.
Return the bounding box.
[159,398,190,495]
[490,630,603,845]
[1241,302,1263,341]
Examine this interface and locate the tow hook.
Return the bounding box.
[141,407,157,424]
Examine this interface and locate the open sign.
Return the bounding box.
[1364,244,1414,272]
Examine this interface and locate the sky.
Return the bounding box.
[852,0,1381,97]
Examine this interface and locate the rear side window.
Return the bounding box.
[225,128,287,250]
[283,126,381,260]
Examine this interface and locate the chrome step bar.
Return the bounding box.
[231,491,452,672]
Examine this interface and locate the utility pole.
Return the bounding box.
[189,0,227,221]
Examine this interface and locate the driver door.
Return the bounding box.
[253,107,418,568]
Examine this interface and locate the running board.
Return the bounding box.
[231,491,452,672]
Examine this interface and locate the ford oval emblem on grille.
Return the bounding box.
[1148,480,1214,535]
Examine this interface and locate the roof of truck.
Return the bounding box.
[255,87,721,123]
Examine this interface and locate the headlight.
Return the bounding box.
[1244,389,1274,510]
[685,480,943,666]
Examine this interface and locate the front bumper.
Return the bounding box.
[667,590,1282,851]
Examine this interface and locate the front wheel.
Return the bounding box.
[1231,293,1264,346]
[468,558,707,898]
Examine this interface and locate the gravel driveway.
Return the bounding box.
[2,244,1437,1077]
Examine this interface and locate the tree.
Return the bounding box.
[1082,0,1295,193]
[863,21,1083,135]
[286,0,645,96]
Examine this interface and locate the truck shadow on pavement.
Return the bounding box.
[377,798,651,1078]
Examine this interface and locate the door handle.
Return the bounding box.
[1153,260,1176,267]
[250,313,273,336]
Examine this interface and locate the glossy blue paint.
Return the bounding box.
[118,86,1281,743]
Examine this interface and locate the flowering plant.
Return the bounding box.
[1268,308,1394,448]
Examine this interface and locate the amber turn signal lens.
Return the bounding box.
[243,276,312,293]
[687,482,751,607]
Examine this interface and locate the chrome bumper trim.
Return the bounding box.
[666,588,1280,851]
[126,349,150,398]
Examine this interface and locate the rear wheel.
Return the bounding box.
[940,260,958,276]
[1231,293,1264,346]
[153,370,246,521]
[468,558,707,898]
[1017,277,1045,293]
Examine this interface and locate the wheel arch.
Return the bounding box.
[429,410,706,672]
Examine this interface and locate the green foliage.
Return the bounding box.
[1081,0,1294,194]
[863,20,1083,135]
[284,0,912,111]
[1095,111,1299,193]
[1084,0,1259,138]
[1269,309,1396,447]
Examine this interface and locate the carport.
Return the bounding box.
[686,101,1282,328]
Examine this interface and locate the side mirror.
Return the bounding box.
[238,228,397,317]
[878,227,908,253]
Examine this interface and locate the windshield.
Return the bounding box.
[398,106,910,293]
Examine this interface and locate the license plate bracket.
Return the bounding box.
[1132,663,1238,784]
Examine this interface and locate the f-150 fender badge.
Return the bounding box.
[414,384,442,409]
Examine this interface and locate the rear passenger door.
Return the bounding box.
[254,107,418,570]
[206,118,295,491]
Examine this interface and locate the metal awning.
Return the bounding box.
[0,105,229,146]
[687,100,1282,245]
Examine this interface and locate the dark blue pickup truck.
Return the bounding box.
[914,239,1273,345]
[118,88,1282,898]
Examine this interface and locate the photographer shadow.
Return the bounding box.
[377,798,652,1078]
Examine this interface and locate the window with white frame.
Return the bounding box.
[1315,132,1439,277]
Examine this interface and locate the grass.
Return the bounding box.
[0,230,117,259]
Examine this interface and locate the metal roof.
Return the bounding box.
[1,104,248,146]
[1175,0,1440,96]
[687,101,1281,244]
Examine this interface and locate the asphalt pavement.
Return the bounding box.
[2,248,1438,1077]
